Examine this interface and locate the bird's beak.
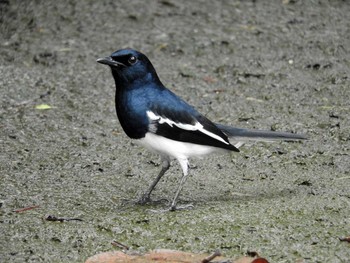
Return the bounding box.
[96,56,125,67]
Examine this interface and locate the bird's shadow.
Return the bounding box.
[116,187,299,212]
[191,187,299,205]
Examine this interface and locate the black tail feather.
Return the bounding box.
[215,123,307,142]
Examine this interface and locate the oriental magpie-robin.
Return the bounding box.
[97,49,306,211]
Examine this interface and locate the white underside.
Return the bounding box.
[140,132,227,158]
[138,132,232,175]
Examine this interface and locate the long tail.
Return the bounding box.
[216,123,307,142]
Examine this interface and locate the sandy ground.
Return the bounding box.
[1,0,350,262]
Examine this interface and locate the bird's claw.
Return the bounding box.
[136,195,168,205]
[169,203,194,211]
[147,203,194,213]
[136,194,151,205]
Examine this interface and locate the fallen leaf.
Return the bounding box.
[339,236,350,243]
[85,249,269,263]
[246,97,264,103]
[252,258,269,263]
[203,76,217,84]
[35,104,52,110]
[85,249,225,263]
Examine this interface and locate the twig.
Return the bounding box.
[202,250,221,263]
[111,240,129,250]
[335,176,350,180]
[14,205,40,213]
[45,215,83,222]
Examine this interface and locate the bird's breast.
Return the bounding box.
[115,90,149,139]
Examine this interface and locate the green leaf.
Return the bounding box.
[35,104,52,110]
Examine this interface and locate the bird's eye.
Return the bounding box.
[128,56,137,65]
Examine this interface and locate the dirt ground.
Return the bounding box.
[1,0,349,262]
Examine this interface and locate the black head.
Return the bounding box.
[97,49,160,86]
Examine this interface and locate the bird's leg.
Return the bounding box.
[169,173,191,211]
[169,158,194,211]
[137,157,170,205]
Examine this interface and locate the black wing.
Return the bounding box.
[147,105,239,152]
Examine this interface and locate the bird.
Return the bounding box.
[97,48,307,211]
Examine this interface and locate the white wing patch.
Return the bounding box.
[146,110,229,145]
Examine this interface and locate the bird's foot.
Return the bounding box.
[147,203,194,213]
[169,203,194,211]
[136,194,151,205]
[136,194,168,206]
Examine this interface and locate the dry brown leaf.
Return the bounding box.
[85,249,223,263]
[235,256,268,263]
[85,249,268,263]
[339,236,350,243]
